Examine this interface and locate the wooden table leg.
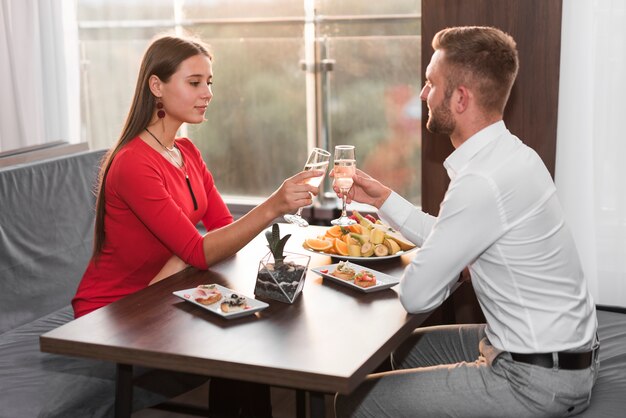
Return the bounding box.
[309,391,326,418]
[296,389,306,418]
[115,363,133,418]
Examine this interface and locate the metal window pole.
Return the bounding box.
[303,2,319,154]
[303,3,335,212]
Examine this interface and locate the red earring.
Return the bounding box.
[156,100,165,119]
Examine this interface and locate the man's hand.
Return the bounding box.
[330,168,392,209]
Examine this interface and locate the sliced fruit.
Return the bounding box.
[334,238,349,256]
[348,244,362,257]
[348,223,363,234]
[383,238,402,255]
[369,228,385,245]
[384,232,416,251]
[369,223,416,251]
[353,210,374,229]
[326,225,343,238]
[305,238,333,252]
[374,243,389,257]
[360,242,375,257]
[349,232,369,245]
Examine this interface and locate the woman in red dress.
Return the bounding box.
[73,33,320,417]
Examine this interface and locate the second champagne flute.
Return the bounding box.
[331,145,356,226]
[284,148,331,227]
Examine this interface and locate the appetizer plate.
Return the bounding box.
[304,246,416,261]
[173,284,269,320]
[310,263,400,293]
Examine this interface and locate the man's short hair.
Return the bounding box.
[433,26,519,114]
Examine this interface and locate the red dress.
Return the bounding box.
[72,137,233,317]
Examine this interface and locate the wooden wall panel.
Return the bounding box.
[421,0,563,215]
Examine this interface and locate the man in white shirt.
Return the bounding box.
[334,26,599,417]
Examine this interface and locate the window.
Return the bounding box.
[77,0,422,207]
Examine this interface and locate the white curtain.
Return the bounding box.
[0,0,79,152]
[556,0,626,307]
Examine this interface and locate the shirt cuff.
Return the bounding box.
[378,191,414,231]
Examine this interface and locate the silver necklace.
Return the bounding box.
[145,127,182,168]
[145,127,198,210]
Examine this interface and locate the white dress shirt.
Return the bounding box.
[379,121,597,353]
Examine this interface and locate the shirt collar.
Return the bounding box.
[443,120,507,180]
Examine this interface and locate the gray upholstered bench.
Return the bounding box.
[580,307,626,417]
[0,151,166,417]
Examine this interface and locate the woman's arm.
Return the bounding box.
[149,254,188,285]
[201,170,321,267]
[113,145,321,271]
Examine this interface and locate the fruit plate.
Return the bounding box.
[173,284,269,319]
[310,263,400,293]
[303,246,416,261]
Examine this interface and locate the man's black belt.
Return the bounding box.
[510,350,595,370]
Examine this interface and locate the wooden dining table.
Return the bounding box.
[40,223,436,418]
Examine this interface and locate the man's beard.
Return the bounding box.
[426,96,455,136]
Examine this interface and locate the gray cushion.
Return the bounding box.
[0,150,208,417]
[580,309,626,417]
[0,150,105,333]
[0,306,167,418]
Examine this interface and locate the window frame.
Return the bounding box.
[77,3,421,222]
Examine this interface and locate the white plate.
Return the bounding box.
[173,284,269,319]
[310,263,400,293]
[304,246,416,261]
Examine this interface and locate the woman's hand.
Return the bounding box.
[330,168,392,209]
[267,170,323,216]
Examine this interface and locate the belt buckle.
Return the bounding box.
[592,339,600,364]
[552,352,559,371]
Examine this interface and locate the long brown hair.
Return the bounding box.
[92,34,212,258]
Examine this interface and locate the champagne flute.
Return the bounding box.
[284,148,331,227]
[331,145,357,226]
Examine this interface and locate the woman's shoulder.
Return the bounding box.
[176,137,199,152]
[110,137,159,176]
[176,137,204,161]
[113,138,144,161]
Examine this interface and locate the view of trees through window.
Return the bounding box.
[77,0,422,205]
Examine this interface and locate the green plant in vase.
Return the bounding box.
[266,223,290,264]
[254,223,310,304]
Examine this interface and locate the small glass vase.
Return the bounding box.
[254,251,310,304]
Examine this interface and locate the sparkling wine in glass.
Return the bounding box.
[284,148,331,227]
[331,145,357,226]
